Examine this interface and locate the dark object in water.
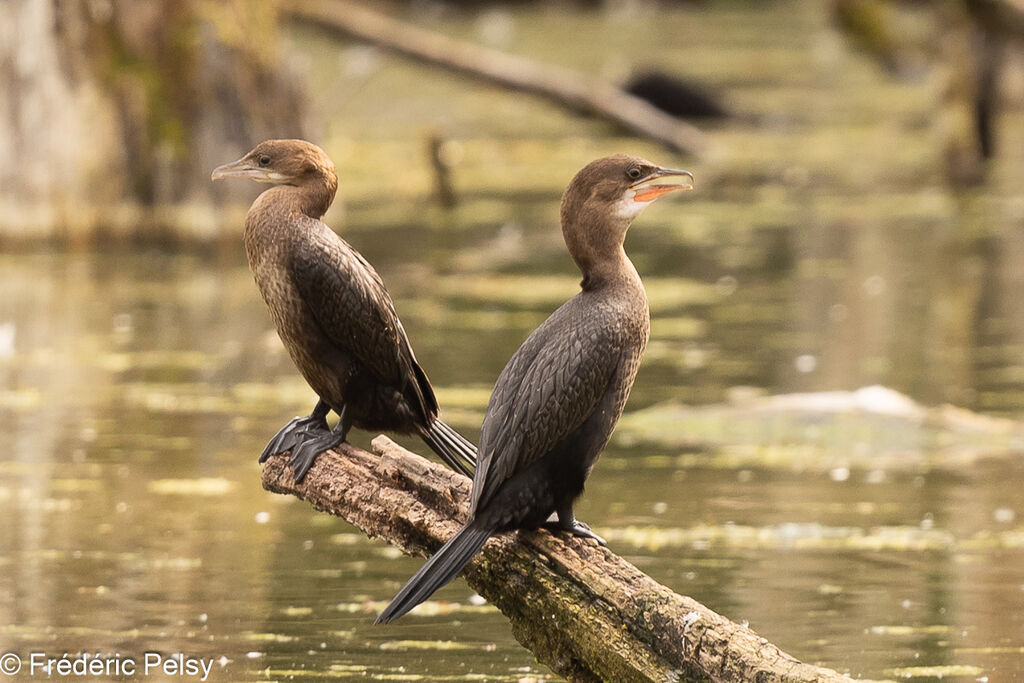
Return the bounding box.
[624,70,728,119]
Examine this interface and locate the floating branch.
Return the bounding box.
[283,0,708,157]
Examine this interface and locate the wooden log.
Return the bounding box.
[261,435,858,682]
[282,0,708,157]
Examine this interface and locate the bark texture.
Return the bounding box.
[283,0,708,157]
[261,436,858,683]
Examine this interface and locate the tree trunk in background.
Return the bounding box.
[0,0,307,243]
[936,2,1000,185]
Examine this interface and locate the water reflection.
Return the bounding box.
[1,221,1023,679]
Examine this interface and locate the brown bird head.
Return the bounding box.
[560,155,692,284]
[212,139,338,218]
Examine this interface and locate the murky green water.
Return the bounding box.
[3,1,1024,681]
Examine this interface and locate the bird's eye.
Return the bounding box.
[626,167,642,180]
[258,155,271,166]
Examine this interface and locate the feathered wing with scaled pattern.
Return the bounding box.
[471,299,618,516]
[289,220,438,425]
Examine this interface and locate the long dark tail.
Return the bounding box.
[375,522,493,624]
[420,419,477,477]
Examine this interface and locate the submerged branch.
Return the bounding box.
[282,0,708,157]
[261,436,856,682]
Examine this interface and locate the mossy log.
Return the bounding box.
[282,0,707,157]
[261,435,857,682]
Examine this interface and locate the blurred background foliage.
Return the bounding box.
[1,0,1021,241]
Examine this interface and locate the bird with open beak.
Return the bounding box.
[376,154,692,623]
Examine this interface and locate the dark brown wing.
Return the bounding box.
[471,297,617,515]
[290,220,437,421]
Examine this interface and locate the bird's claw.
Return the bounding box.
[565,520,606,546]
[543,515,606,546]
[289,430,345,483]
[259,414,330,463]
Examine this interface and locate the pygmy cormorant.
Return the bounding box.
[376,155,693,623]
[212,139,476,481]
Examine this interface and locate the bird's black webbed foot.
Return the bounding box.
[559,519,607,546]
[259,414,329,463]
[543,511,606,546]
[288,405,351,483]
[288,429,345,483]
[259,400,333,464]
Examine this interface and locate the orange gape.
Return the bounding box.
[634,184,686,202]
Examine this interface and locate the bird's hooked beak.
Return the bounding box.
[630,167,694,203]
[211,156,290,184]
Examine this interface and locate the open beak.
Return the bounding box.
[211,156,277,182]
[630,167,694,203]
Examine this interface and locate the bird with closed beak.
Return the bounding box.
[212,139,476,482]
[376,154,693,623]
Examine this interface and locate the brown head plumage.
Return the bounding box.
[212,139,338,219]
[559,154,692,285]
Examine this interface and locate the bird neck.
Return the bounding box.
[243,179,336,260]
[561,206,638,292]
[575,245,642,292]
[263,175,337,220]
